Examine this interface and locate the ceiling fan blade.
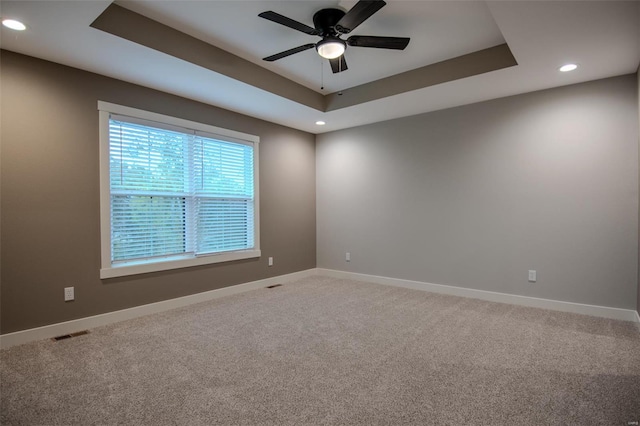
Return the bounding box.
[347,35,410,50]
[259,11,320,36]
[329,56,348,74]
[335,0,386,34]
[263,44,316,61]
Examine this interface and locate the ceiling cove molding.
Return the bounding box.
[323,44,517,111]
[91,3,325,111]
[91,3,517,114]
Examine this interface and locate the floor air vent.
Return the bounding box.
[52,330,90,341]
[266,284,283,289]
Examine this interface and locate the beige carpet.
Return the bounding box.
[2,275,639,425]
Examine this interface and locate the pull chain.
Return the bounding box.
[320,58,324,91]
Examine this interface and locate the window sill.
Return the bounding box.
[100,249,261,279]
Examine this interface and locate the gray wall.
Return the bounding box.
[637,67,640,315]
[0,51,316,334]
[317,75,638,310]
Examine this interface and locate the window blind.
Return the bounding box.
[108,117,255,264]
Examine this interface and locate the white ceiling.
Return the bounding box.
[1,1,638,134]
[116,0,506,93]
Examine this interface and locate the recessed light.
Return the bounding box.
[315,121,326,126]
[559,64,578,72]
[2,19,26,31]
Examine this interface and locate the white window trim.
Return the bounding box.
[98,101,260,279]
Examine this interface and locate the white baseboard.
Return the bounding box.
[0,268,317,350]
[317,268,640,323]
[2,267,636,349]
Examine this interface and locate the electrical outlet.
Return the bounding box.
[346,252,351,262]
[268,257,273,267]
[64,287,75,302]
[528,270,537,282]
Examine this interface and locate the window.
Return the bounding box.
[98,102,260,278]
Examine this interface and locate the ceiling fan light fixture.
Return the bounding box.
[316,38,346,59]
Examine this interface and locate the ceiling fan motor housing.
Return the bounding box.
[313,8,346,36]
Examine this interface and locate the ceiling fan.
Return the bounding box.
[258,0,410,74]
